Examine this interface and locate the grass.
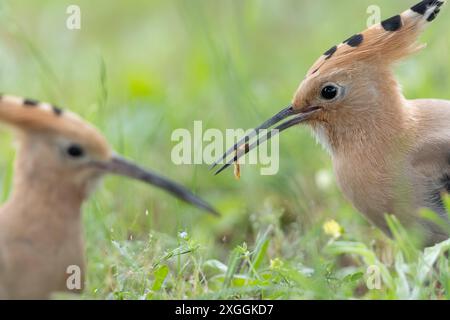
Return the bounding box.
[0,0,449,300]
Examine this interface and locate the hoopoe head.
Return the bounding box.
[0,95,218,215]
[291,0,444,120]
[213,0,446,173]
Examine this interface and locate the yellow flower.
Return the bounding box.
[323,219,343,239]
[269,258,284,270]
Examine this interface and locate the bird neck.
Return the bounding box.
[7,175,84,220]
[9,135,91,216]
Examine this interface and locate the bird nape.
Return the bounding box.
[212,0,450,246]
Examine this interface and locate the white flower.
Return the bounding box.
[179,231,188,239]
[315,169,333,191]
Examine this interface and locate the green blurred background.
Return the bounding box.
[0,0,449,299]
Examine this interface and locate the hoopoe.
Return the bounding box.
[213,0,450,246]
[0,95,218,299]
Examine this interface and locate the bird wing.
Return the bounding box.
[409,99,450,220]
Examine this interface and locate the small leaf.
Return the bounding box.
[223,248,242,289]
[252,227,272,270]
[152,265,169,292]
[204,259,228,273]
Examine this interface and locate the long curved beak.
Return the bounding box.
[94,155,220,216]
[210,104,321,175]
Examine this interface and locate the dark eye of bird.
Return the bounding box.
[321,85,338,100]
[66,144,85,158]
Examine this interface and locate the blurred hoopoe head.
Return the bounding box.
[0,94,218,215]
[213,0,446,172]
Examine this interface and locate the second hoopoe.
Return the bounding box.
[0,95,218,299]
[213,0,450,245]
